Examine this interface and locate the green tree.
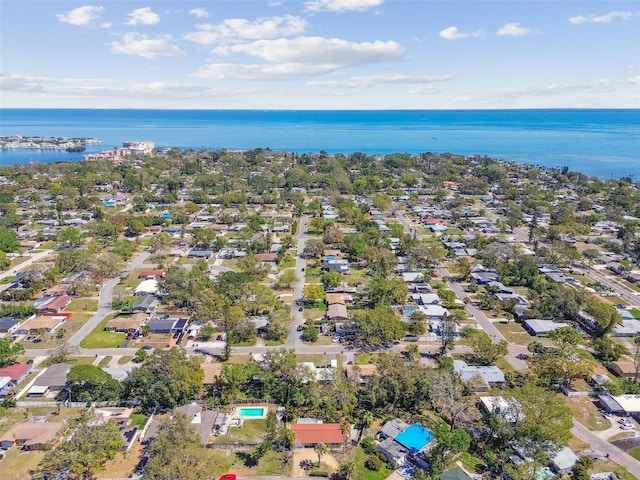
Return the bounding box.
[303,238,325,259]
[469,333,508,366]
[199,324,216,340]
[302,324,319,342]
[57,226,82,245]
[369,275,408,306]
[278,269,299,288]
[123,349,203,412]
[0,226,19,252]
[347,305,404,348]
[67,364,122,402]
[584,297,622,338]
[144,412,216,480]
[303,283,326,303]
[314,442,328,467]
[0,337,25,367]
[38,415,124,480]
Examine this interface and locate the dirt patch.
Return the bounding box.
[291,448,341,476]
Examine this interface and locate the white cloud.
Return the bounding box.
[409,86,444,95]
[184,15,307,45]
[124,7,160,26]
[56,5,105,26]
[308,73,451,89]
[439,26,483,40]
[568,11,634,24]
[193,36,403,80]
[220,36,403,65]
[496,22,532,37]
[109,33,185,59]
[188,8,209,19]
[304,0,383,13]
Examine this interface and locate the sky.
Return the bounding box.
[1,0,639,109]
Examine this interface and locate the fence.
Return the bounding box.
[16,400,117,408]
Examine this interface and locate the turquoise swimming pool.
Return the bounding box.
[238,407,265,417]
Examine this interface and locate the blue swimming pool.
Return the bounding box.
[395,424,434,451]
[238,407,265,417]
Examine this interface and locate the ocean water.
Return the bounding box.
[0,109,638,180]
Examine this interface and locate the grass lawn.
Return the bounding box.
[129,413,149,428]
[215,449,288,477]
[352,447,391,480]
[623,281,640,293]
[2,448,46,480]
[303,307,326,321]
[211,418,267,445]
[296,353,328,366]
[0,275,16,284]
[98,355,112,367]
[628,447,640,462]
[67,298,98,312]
[493,321,535,345]
[117,355,133,364]
[80,315,126,348]
[305,267,322,277]
[278,256,296,269]
[566,397,610,431]
[630,308,640,319]
[355,353,379,365]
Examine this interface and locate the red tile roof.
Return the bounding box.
[0,363,32,381]
[255,253,277,262]
[290,423,343,444]
[139,269,165,278]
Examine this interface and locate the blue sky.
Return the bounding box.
[1,0,638,109]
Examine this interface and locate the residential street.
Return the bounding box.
[288,214,308,348]
[66,251,151,346]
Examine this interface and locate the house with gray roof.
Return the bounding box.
[453,360,505,391]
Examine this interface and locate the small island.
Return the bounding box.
[0,135,101,151]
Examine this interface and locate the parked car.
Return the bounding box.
[621,424,635,430]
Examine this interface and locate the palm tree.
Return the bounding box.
[339,461,356,480]
[314,442,327,467]
[357,411,374,444]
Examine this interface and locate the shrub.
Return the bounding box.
[361,436,376,454]
[309,470,329,477]
[365,456,383,471]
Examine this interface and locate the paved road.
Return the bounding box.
[572,421,640,478]
[287,214,308,349]
[586,267,640,305]
[66,251,152,346]
[0,249,54,281]
[393,203,640,468]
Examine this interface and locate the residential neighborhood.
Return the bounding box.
[0,147,639,480]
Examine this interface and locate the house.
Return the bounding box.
[0,316,19,334]
[522,319,571,337]
[599,394,640,417]
[187,249,214,259]
[323,259,350,275]
[290,423,343,448]
[345,364,378,384]
[479,396,524,423]
[38,295,71,314]
[147,318,177,334]
[609,361,637,378]
[0,376,13,397]
[29,363,70,397]
[16,314,69,335]
[0,363,32,386]
[176,403,222,446]
[614,319,640,337]
[105,313,146,334]
[327,303,349,321]
[402,272,425,283]
[453,360,506,391]
[326,293,353,305]
[419,304,449,321]
[549,446,578,474]
[255,252,277,263]
[134,279,159,296]
[0,420,64,450]
[377,420,434,465]
[138,269,165,279]
[130,294,158,314]
[471,271,499,284]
